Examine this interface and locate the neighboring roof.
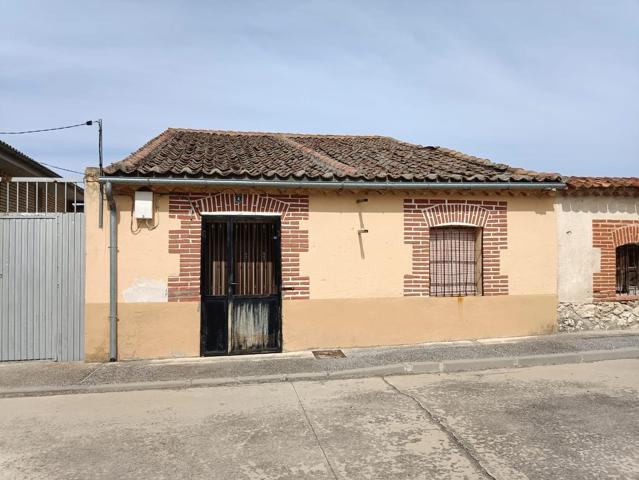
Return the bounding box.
[565,177,639,196]
[104,128,562,184]
[0,139,60,178]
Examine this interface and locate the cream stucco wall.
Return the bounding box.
[85,189,180,305]
[84,181,559,361]
[84,179,184,361]
[501,195,557,295]
[301,194,410,299]
[556,195,639,303]
[283,294,557,351]
[300,193,557,299]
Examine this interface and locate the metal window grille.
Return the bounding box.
[204,221,276,297]
[429,227,482,297]
[616,244,639,295]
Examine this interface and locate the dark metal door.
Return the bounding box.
[201,216,281,355]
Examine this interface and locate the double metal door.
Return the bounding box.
[200,216,282,355]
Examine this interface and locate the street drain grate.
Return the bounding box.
[312,349,346,359]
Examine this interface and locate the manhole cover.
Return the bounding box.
[312,349,346,359]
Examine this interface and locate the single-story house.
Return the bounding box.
[85,128,565,361]
[557,177,639,330]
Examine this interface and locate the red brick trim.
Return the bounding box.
[168,193,309,302]
[403,199,508,296]
[423,202,491,228]
[592,219,639,301]
[612,224,639,248]
[192,193,291,217]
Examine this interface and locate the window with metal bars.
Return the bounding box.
[429,227,482,297]
[616,244,639,296]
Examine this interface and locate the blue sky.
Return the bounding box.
[1,1,637,176]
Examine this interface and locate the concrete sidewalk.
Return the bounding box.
[2,330,639,398]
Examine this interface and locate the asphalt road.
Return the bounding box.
[1,359,637,479]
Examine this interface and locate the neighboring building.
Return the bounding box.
[0,140,85,362]
[1,139,57,212]
[0,139,60,177]
[556,177,639,330]
[0,139,81,212]
[85,128,565,361]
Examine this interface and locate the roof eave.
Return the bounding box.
[0,140,60,178]
[98,176,566,190]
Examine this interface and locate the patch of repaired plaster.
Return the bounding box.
[123,278,168,303]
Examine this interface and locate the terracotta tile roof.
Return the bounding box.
[564,177,639,196]
[567,177,639,189]
[104,128,562,183]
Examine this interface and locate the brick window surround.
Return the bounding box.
[404,199,508,296]
[168,192,309,302]
[592,220,639,301]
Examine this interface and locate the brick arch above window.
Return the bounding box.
[422,203,490,228]
[612,224,639,248]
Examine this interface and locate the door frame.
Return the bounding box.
[200,214,283,356]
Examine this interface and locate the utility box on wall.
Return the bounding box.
[134,190,154,219]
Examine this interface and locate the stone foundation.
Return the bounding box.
[558,301,639,331]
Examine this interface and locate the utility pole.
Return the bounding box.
[87,119,105,226]
[97,119,103,174]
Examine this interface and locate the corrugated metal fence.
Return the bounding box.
[0,213,85,361]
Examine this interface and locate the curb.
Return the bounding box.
[1,347,638,399]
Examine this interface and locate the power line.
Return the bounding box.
[0,121,93,135]
[40,162,84,175]
[0,118,102,174]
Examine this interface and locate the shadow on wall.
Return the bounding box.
[507,196,554,215]
[308,193,404,262]
[560,196,639,215]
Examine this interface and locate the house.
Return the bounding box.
[556,177,639,330]
[84,128,565,361]
[0,139,82,213]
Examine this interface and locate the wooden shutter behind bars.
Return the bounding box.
[429,227,482,297]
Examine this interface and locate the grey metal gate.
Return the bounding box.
[0,178,85,362]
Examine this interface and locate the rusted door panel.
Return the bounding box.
[230,297,280,352]
[201,300,227,354]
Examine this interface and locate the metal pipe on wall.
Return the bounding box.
[98,187,104,228]
[98,177,566,190]
[105,181,117,361]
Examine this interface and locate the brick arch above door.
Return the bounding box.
[167,193,310,302]
[190,193,291,218]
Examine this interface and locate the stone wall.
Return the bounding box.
[558,301,639,331]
